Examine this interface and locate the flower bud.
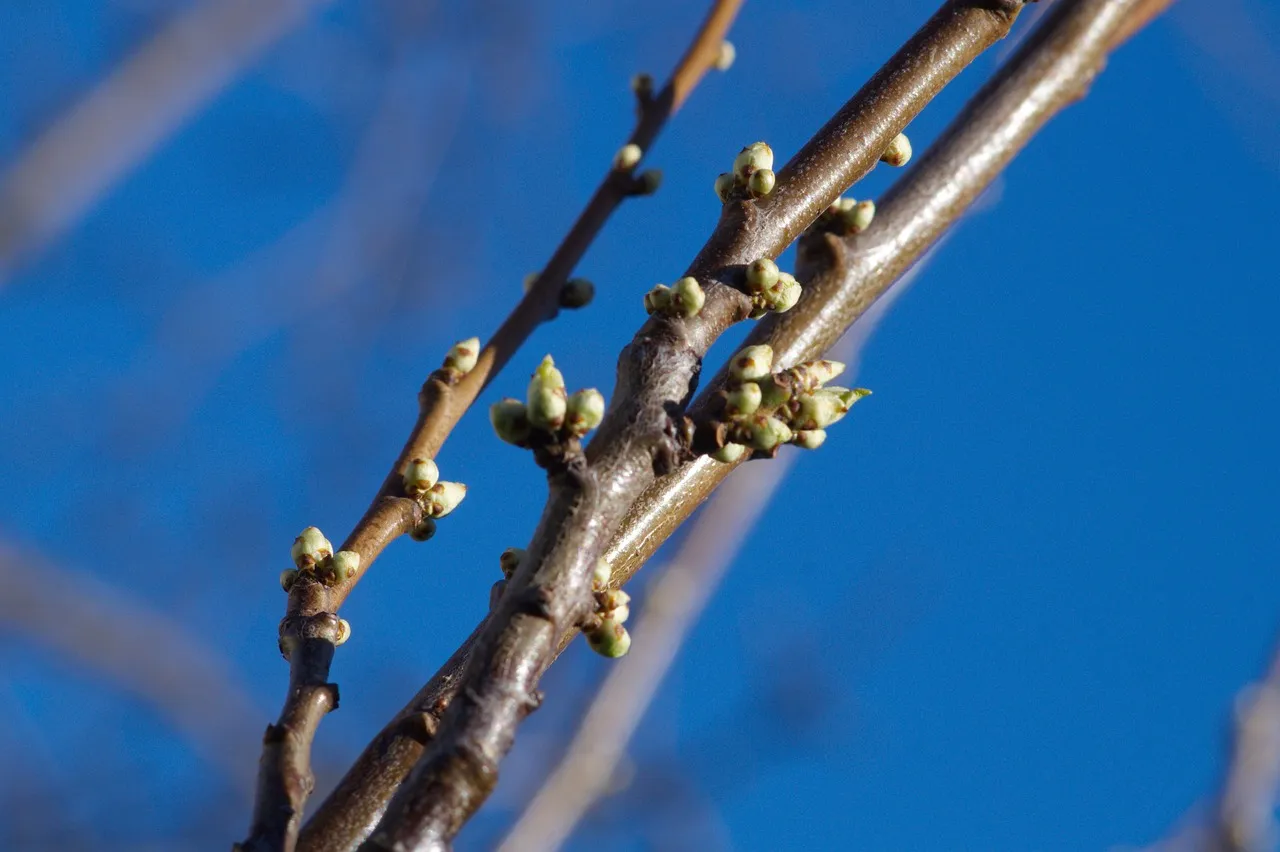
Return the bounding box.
[335,618,351,646]
[851,199,876,232]
[740,414,793,451]
[711,442,748,463]
[527,355,567,430]
[499,547,526,579]
[565,388,606,436]
[748,168,775,198]
[670,277,705,317]
[330,550,360,584]
[714,40,736,71]
[772,278,802,312]
[559,278,594,309]
[714,172,734,203]
[593,559,612,590]
[729,344,773,381]
[786,359,846,392]
[644,284,672,315]
[724,381,762,417]
[291,526,333,569]
[757,376,791,409]
[636,169,662,195]
[880,132,912,167]
[791,391,844,430]
[794,429,827,450]
[745,257,779,294]
[280,568,299,592]
[402,457,440,496]
[614,143,643,170]
[598,589,631,616]
[587,618,632,658]
[425,481,467,518]
[409,517,437,542]
[733,142,773,179]
[631,72,654,99]
[833,387,872,408]
[443,337,480,374]
[490,398,532,446]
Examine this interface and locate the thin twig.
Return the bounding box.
[245,5,745,851]
[0,0,338,287]
[362,4,1029,850]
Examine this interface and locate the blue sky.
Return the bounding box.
[1,1,1278,849]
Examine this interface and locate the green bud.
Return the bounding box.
[637,169,662,195]
[791,391,844,430]
[409,517,437,542]
[714,172,734,203]
[329,550,361,584]
[670,277,705,317]
[757,376,790,409]
[614,143,643,170]
[880,132,912,167]
[851,200,876,232]
[280,568,299,592]
[729,344,774,381]
[587,618,632,658]
[794,429,827,450]
[598,588,631,616]
[443,337,480,374]
[773,278,802,312]
[402,457,440,496]
[644,284,672,315]
[425,481,467,518]
[559,278,595,309]
[593,558,612,589]
[565,388,606,436]
[786,359,847,392]
[711,442,748,463]
[291,526,333,570]
[725,381,762,417]
[499,547,526,578]
[527,355,567,430]
[748,168,776,198]
[490,398,533,446]
[740,414,793,451]
[335,618,351,646]
[833,387,872,408]
[631,72,654,99]
[714,40,736,71]
[745,258,779,293]
[733,141,774,179]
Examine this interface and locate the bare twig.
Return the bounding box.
[244,5,744,851]
[362,4,1029,850]
[0,0,338,287]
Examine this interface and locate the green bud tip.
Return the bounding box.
[787,359,847,391]
[794,429,827,450]
[742,414,793,451]
[725,381,762,418]
[630,72,653,98]
[330,550,360,584]
[425,481,467,518]
[588,618,632,658]
[565,388,606,436]
[499,547,526,578]
[729,344,774,381]
[714,172,734,203]
[559,278,594,309]
[637,169,662,195]
[409,517,437,542]
[443,337,480,374]
[335,619,351,646]
[733,141,774,179]
[745,257,779,294]
[291,526,333,569]
[402,457,440,495]
[880,132,912,167]
[614,143,643,171]
[714,40,736,71]
[593,558,612,590]
[748,168,776,198]
[644,284,672,315]
[711,442,748,464]
[527,355,568,430]
[791,391,845,431]
[670,277,705,317]
[490,398,532,446]
[280,568,299,592]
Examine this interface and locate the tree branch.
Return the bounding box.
[243,4,744,851]
[360,4,1029,850]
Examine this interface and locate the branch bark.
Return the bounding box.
[360,4,1028,850]
[242,4,744,851]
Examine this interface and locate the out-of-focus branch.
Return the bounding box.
[248,5,745,852]
[0,0,338,287]
[362,4,1028,850]
[0,542,264,792]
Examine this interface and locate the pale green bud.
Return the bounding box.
[833,387,872,408]
[729,344,774,381]
[745,257,779,293]
[291,526,333,569]
[741,414,793,451]
[587,618,632,658]
[711,442,748,463]
[593,558,612,590]
[614,143,643,170]
[714,172,734,203]
[335,618,351,646]
[880,132,912,167]
[792,391,844,430]
[748,168,776,198]
[757,376,790,409]
[670,277,705,317]
[527,355,567,430]
[329,550,361,584]
[733,142,774,179]
[409,517,437,542]
[787,359,846,392]
[852,200,876,232]
[644,284,672,315]
[402,457,440,496]
[725,382,762,417]
[598,589,630,615]
[490,398,533,446]
[794,429,827,450]
[631,73,654,99]
[280,568,299,592]
[565,388,606,436]
[443,337,480,374]
[772,278,802,312]
[714,40,736,71]
[637,169,662,195]
[559,278,595,309]
[425,481,467,518]
[500,547,526,579]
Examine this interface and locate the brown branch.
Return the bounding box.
[242,4,744,851]
[359,4,1029,850]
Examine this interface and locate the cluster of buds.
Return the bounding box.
[707,344,871,462]
[644,276,706,319]
[440,337,480,381]
[715,141,775,203]
[807,196,876,238]
[742,257,802,319]
[491,355,606,447]
[280,526,362,600]
[586,559,631,658]
[400,456,467,542]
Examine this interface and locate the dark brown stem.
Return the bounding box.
[360,4,1027,850]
